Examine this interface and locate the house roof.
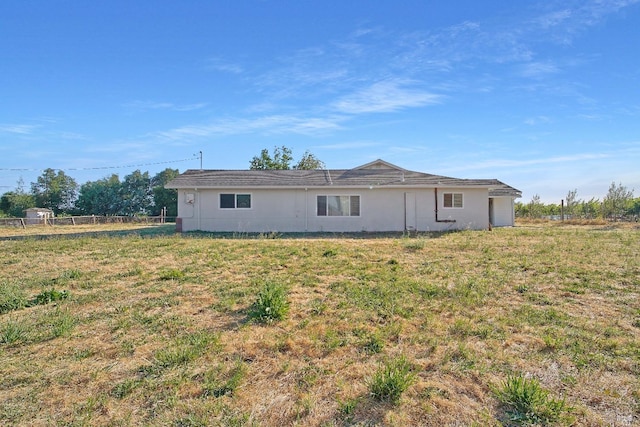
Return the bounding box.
[166,159,521,197]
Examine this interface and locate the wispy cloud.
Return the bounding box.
[205,57,244,74]
[156,114,347,142]
[315,140,383,150]
[332,79,442,114]
[532,0,640,43]
[0,124,40,134]
[519,61,560,78]
[450,152,610,172]
[123,100,208,112]
[524,116,553,125]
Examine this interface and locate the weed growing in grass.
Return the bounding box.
[203,359,247,398]
[0,282,27,313]
[402,238,426,251]
[50,309,76,338]
[248,281,289,324]
[337,397,359,422]
[159,269,186,280]
[111,378,141,399]
[28,288,69,306]
[368,355,416,404]
[154,331,219,369]
[492,374,574,426]
[360,332,384,355]
[0,319,28,344]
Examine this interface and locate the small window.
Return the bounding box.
[220,193,251,209]
[317,195,360,216]
[443,192,463,208]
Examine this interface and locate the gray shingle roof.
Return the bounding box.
[166,161,521,197]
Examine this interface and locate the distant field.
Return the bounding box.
[1,223,638,426]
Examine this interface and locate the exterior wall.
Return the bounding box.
[491,197,515,227]
[176,187,491,233]
[429,188,490,231]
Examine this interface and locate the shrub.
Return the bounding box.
[368,356,416,404]
[248,281,289,324]
[492,373,574,425]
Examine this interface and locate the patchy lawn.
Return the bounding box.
[1,224,638,426]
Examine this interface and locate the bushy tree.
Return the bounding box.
[564,189,580,217]
[249,146,324,170]
[30,169,78,214]
[528,194,544,218]
[120,170,153,215]
[602,182,634,220]
[0,179,35,217]
[250,146,293,170]
[294,150,325,170]
[75,174,123,215]
[579,197,602,219]
[151,168,179,217]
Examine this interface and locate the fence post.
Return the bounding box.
[20,218,25,229]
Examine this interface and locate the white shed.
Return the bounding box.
[24,207,54,225]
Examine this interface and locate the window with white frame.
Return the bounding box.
[443,192,463,208]
[220,193,251,209]
[317,195,360,216]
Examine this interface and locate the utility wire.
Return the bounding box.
[0,156,198,172]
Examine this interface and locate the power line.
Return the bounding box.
[0,156,198,172]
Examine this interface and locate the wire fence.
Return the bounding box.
[0,215,175,229]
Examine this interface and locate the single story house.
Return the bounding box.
[165,159,521,233]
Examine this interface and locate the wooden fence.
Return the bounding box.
[0,215,175,229]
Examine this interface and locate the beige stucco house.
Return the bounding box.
[165,159,521,233]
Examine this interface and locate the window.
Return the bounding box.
[317,195,360,216]
[443,192,463,208]
[220,193,251,209]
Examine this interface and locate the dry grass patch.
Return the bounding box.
[0,223,638,425]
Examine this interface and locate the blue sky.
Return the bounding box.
[1,0,639,203]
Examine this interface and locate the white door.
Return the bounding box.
[405,192,416,231]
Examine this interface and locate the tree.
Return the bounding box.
[0,179,35,217]
[151,168,179,217]
[120,170,153,215]
[602,182,634,220]
[30,169,78,215]
[528,194,544,218]
[564,189,580,217]
[249,146,325,170]
[579,197,602,219]
[75,174,123,215]
[294,150,325,170]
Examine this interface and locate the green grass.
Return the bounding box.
[247,281,290,324]
[492,374,574,425]
[368,355,416,404]
[0,223,638,426]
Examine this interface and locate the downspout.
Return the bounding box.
[434,188,456,223]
